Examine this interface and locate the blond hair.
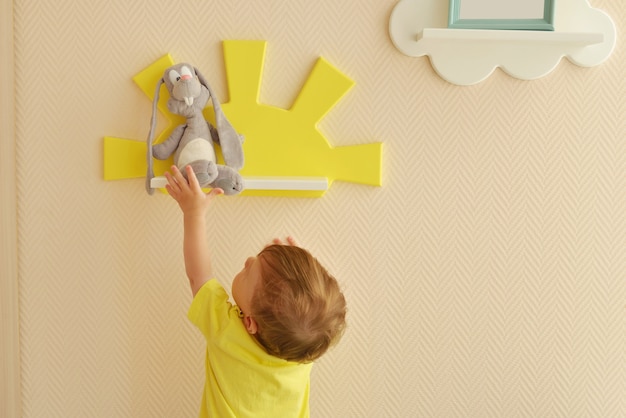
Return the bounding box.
[251,245,346,363]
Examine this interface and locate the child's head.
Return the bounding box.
[233,244,346,363]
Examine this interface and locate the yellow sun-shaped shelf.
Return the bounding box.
[104,40,383,197]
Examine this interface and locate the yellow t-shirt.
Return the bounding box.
[188,279,312,418]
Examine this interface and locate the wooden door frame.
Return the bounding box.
[1,0,21,416]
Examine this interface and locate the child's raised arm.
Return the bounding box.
[164,165,223,296]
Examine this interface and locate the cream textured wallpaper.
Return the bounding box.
[8,0,625,417]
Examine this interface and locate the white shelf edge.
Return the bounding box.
[149,177,168,189]
[244,176,328,191]
[150,176,329,191]
[418,28,604,45]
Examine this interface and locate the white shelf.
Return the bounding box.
[389,0,616,85]
[243,177,328,191]
[418,28,604,46]
[150,176,329,191]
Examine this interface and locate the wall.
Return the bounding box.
[1,0,20,416]
[5,0,625,417]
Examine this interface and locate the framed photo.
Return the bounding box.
[448,0,555,31]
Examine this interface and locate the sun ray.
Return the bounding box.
[290,57,355,126]
[222,40,265,106]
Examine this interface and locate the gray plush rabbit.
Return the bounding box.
[146,63,244,195]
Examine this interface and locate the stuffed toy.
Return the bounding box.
[145,63,244,195]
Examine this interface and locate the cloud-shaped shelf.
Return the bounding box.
[389,0,616,85]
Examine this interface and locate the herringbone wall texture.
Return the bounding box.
[13,0,625,417]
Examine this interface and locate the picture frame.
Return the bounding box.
[448,0,555,31]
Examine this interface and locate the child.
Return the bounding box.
[164,165,347,418]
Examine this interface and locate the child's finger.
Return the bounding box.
[268,237,298,246]
[208,188,224,197]
[170,165,188,189]
[164,171,176,188]
[185,165,202,192]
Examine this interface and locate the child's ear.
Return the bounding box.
[244,316,258,335]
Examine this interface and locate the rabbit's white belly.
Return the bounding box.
[177,138,216,168]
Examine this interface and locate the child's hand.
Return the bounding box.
[164,165,223,216]
[269,236,298,246]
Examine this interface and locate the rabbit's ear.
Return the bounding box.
[146,77,164,195]
[194,67,244,171]
[193,66,210,89]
